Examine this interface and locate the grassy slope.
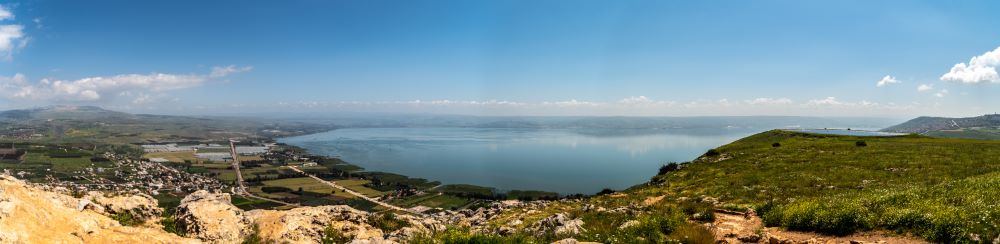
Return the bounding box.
[461,130,999,243]
[649,130,1000,242]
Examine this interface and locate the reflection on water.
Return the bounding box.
[280,127,756,194]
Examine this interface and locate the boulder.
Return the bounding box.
[245,205,385,243]
[0,175,196,243]
[531,213,586,236]
[85,191,162,222]
[175,190,251,243]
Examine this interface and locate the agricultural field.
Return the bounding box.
[254,177,385,199]
[143,151,199,163]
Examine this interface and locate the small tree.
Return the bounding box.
[658,163,680,175]
[704,149,721,157]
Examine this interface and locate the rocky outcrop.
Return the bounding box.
[246,205,383,243]
[175,190,252,243]
[0,175,196,243]
[552,238,602,244]
[530,213,586,236]
[85,191,163,222]
[174,190,448,243]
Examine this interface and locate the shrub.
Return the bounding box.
[112,212,141,226]
[242,224,265,244]
[704,149,721,157]
[321,224,352,244]
[680,201,716,223]
[410,227,537,244]
[658,163,680,175]
[772,142,781,147]
[367,213,409,232]
[160,213,185,236]
[666,223,716,244]
[855,141,867,147]
[596,188,616,195]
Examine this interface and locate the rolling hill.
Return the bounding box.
[0,105,335,144]
[881,114,1000,140]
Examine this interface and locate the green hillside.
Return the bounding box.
[882,114,1000,140]
[458,130,1000,243]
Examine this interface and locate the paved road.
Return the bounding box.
[284,166,422,215]
[229,140,297,207]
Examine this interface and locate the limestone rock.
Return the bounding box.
[246,205,384,243]
[531,213,586,236]
[175,190,251,243]
[0,175,196,243]
[86,191,163,221]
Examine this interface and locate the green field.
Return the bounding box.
[253,177,385,199]
[392,193,470,210]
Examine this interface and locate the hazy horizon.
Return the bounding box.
[2,1,1000,117]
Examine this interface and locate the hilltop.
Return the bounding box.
[881,114,1000,140]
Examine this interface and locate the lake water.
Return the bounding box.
[280,127,756,194]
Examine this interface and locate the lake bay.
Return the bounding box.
[280,127,757,194]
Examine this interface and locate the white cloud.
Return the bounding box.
[805,97,843,106]
[0,5,25,60]
[940,46,1000,83]
[0,5,13,21]
[0,65,250,103]
[935,89,949,98]
[209,65,253,78]
[876,75,901,87]
[744,97,793,105]
[543,99,603,107]
[0,24,25,59]
[917,84,933,92]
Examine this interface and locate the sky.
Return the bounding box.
[1,0,999,117]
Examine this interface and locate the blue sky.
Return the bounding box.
[1,0,999,117]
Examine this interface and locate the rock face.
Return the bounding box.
[0,175,196,243]
[175,190,252,244]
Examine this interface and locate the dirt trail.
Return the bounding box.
[708,210,929,244]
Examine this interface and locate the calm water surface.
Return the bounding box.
[280,128,756,194]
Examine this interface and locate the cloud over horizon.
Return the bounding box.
[0,65,251,104]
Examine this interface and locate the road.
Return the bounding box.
[284,165,422,215]
[229,140,297,207]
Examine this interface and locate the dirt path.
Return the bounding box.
[708,210,929,244]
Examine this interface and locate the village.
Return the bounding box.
[0,138,498,213]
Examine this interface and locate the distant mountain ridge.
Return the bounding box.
[880,114,1000,140]
[881,114,1000,133]
[0,105,335,143]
